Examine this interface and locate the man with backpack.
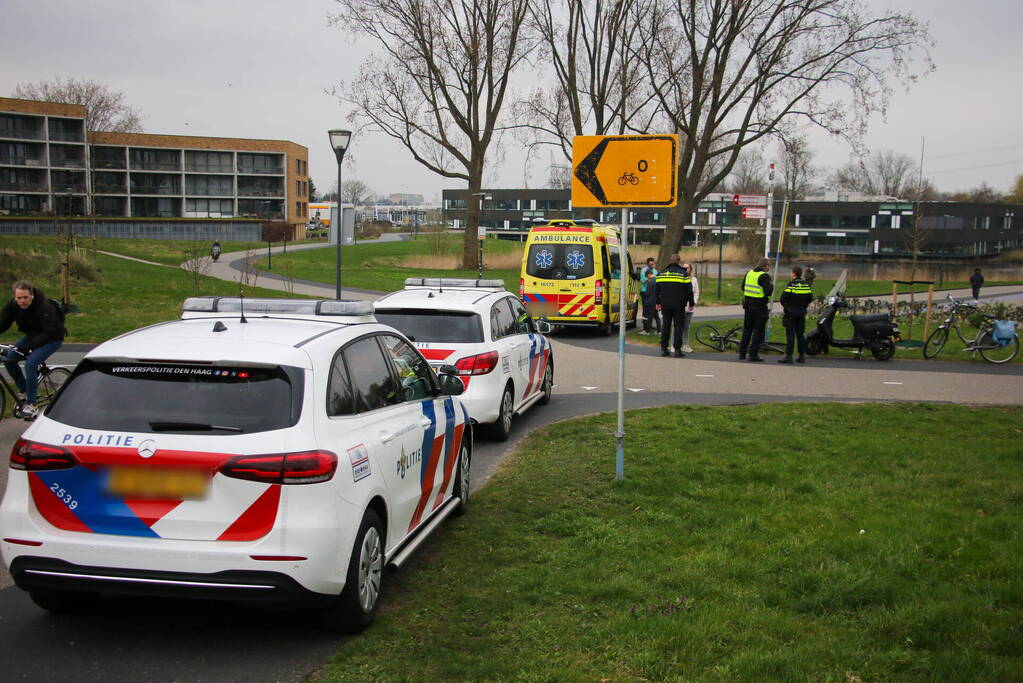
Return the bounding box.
[0,280,67,419]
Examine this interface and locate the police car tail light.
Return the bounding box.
[219,450,338,485]
[454,350,499,376]
[595,280,604,304]
[9,438,78,471]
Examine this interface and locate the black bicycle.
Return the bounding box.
[0,343,72,419]
[694,323,787,355]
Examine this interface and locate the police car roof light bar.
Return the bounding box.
[403,277,505,290]
[182,297,374,317]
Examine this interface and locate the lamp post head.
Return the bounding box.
[328,129,352,164]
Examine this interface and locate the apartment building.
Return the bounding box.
[0,97,310,235]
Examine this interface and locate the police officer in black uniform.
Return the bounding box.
[655,254,695,358]
[738,258,773,362]
[778,266,813,364]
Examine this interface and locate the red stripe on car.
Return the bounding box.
[216,486,281,541]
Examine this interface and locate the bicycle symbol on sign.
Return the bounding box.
[618,171,640,186]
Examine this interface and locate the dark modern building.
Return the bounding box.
[442,188,1022,257]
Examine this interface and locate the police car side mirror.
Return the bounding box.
[536,319,552,334]
[437,372,464,396]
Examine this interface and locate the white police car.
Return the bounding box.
[0,298,471,633]
[374,278,554,441]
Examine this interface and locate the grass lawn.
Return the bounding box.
[317,403,1023,681]
[0,236,295,342]
[654,315,1023,364]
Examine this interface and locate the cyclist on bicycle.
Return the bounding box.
[0,280,66,419]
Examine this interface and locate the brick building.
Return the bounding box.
[0,97,310,237]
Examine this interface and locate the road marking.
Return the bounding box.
[581,386,598,391]
[695,374,715,378]
[627,388,643,393]
[883,381,903,385]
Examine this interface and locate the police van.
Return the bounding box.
[519,219,640,333]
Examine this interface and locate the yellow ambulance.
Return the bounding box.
[519,219,640,333]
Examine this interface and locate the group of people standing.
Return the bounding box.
[639,255,815,364]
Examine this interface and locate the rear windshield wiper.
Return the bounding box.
[148,421,244,433]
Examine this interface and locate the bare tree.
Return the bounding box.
[634,0,932,265]
[330,0,532,268]
[13,77,143,133]
[1007,174,1023,205]
[517,0,657,160]
[726,147,768,194]
[777,135,816,200]
[339,179,372,208]
[830,149,918,198]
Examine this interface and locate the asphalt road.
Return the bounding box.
[1,249,1021,681]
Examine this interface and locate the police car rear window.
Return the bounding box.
[527,244,595,280]
[46,360,303,434]
[374,309,483,344]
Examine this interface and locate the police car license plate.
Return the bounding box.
[106,467,208,500]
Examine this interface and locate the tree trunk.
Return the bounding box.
[656,201,692,265]
[462,169,483,269]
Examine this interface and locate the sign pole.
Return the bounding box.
[717,220,724,300]
[616,208,628,481]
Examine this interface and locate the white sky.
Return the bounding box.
[2,0,1020,202]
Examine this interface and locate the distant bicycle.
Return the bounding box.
[0,343,72,419]
[694,323,787,355]
[923,296,1019,364]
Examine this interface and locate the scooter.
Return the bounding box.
[805,296,900,361]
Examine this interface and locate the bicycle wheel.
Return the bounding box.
[922,327,948,359]
[37,366,72,407]
[977,332,1019,364]
[695,324,724,351]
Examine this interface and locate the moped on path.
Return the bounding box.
[805,296,900,361]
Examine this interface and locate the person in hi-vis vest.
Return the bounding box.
[738,258,773,362]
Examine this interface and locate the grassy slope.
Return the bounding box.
[317,403,1023,681]
[0,237,293,342]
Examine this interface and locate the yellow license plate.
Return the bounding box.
[106,467,208,500]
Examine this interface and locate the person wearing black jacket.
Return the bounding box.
[778,266,814,364]
[970,268,984,300]
[738,258,773,362]
[655,254,695,358]
[0,281,66,418]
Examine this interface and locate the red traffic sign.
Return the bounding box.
[733,193,767,207]
[742,206,768,220]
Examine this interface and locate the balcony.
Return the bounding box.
[184,164,234,174]
[50,157,87,169]
[0,156,46,167]
[0,127,45,141]
[94,159,127,170]
[237,189,283,197]
[0,182,49,192]
[131,161,181,172]
[95,184,128,194]
[238,166,283,175]
[131,185,181,195]
[48,131,84,143]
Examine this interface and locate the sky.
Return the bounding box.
[2,0,1021,203]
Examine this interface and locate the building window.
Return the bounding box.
[185,198,234,218]
[92,146,127,169]
[130,148,180,171]
[0,115,44,140]
[185,151,233,173]
[186,175,233,196]
[47,118,84,142]
[238,153,283,174]
[238,176,283,197]
[131,173,181,195]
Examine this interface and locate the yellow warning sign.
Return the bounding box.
[571,135,678,207]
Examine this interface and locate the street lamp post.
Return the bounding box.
[328,129,352,299]
[472,192,491,279]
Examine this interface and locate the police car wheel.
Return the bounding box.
[453,441,471,516]
[488,385,514,441]
[538,364,553,406]
[29,589,99,614]
[322,509,384,633]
